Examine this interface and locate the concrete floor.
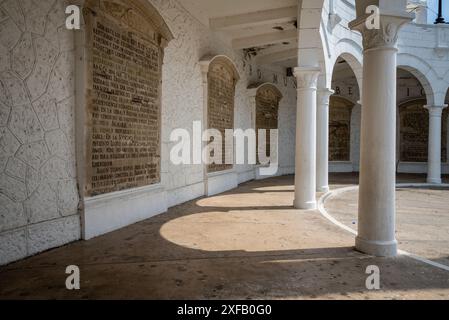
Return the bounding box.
[1,174,449,299]
[325,177,449,268]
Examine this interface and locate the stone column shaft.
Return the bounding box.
[316,89,334,193]
[350,9,413,257]
[426,105,447,184]
[293,67,321,210]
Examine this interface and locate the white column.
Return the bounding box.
[316,89,334,192]
[426,105,447,184]
[293,67,321,210]
[350,8,412,257]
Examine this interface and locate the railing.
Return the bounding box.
[406,0,449,25]
[434,0,448,24]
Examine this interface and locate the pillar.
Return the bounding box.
[426,105,447,184]
[350,6,412,257]
[316,89,334,193]
[293,67,321,210]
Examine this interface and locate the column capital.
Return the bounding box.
[317,88,334,106]
[425,104,448,117]
[293,67,321,89]
[349,13,413,51]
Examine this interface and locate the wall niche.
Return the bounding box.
[82,0,172,197]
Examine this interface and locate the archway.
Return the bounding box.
[398,99,428,163]
[396,68,433,173]
[329,56,360,172]
[329,96,354,162]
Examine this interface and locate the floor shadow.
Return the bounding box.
[1,175,449,299]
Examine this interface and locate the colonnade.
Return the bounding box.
[293,2,421,257]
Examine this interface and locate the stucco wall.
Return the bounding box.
[0,0,298,265]
[0,0,80,265]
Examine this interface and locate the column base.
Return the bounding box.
[427,177,442,184]
[317,186,329,193]
[293,199,317,210]
[355,236,397,257]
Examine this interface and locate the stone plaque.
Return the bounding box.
[329,97,352,161]
[207,59,236,173]
[399,102,428,162]
[256,85,280,163]
[83,0,167,197]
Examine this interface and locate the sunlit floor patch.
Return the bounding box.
[322,186,449,268]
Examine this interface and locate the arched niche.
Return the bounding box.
[83,0,174,44]
[200,55,240,173]
[329,96,354,162]
[79,0,173,198]
[247,83,283,163]
[76,0,174,239]
[399,99,428,163]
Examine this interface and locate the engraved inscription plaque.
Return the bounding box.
[84,0,168,197]
[256,85,280,163]
[399,101,428,163]
[207,58,236,173]
[329,97,352,161]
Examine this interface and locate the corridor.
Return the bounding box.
[1,174,448,300]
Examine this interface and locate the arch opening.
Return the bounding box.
[330,57,360,168]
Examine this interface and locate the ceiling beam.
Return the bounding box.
[256,48,298,65]
[210,6,297,30]
[232,29,297,50]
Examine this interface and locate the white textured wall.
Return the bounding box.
[150,0,297,201]
[0,0,298,265]
[0,0,80,265]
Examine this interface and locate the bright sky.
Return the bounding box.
[427,0,449,22]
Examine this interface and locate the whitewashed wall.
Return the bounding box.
[0,0,298,265]
[0,0,80,265]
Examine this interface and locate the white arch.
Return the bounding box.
[397,53,439,106]
[441,71,449,105]
[329,39,363,93]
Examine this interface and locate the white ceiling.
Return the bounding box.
[178,0,299,68]
[178,0,297,26]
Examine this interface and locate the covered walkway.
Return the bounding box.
[1,174,448,299]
